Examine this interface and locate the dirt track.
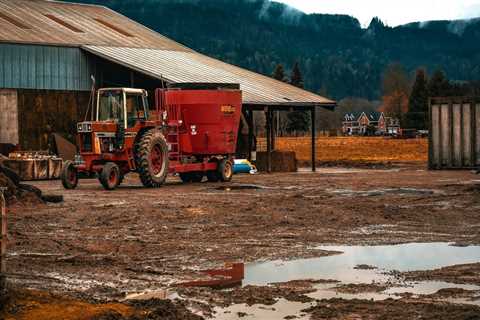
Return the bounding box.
[3,163,480,319]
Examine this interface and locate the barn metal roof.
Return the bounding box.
[0,0,191,50]
[0,0,336,107]
[82,45,335,106]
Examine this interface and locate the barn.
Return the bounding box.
[0,0,335,171]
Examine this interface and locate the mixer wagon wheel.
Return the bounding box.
[218,159,233,182]
[99,162,121,190]
[136,130,169,188]
[61,161,78,190]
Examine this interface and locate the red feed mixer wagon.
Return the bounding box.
[61,84,242,190]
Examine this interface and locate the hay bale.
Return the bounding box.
[256,151,297,172]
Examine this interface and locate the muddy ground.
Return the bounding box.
[2,163,480,319]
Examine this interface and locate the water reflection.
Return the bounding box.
[244,243,480,286]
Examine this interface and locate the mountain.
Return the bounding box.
[68,0,480,100]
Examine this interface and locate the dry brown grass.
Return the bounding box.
[259,137,428,163]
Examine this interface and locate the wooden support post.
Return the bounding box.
[271,109,276,151]
[311,107,316,172]
[0,188,7,293]
[130,71,135,88]
[266,108,272,173]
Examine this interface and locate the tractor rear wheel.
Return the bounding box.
[136,130,169,188]
[218,159,233,182]
[99,162,120,190]
[61,161,78,189]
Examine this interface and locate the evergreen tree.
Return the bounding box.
[290,62,304,88]
[405,68,428,129]
[428,70,451,97]
[287,62,310,134]
[272,64,287,82]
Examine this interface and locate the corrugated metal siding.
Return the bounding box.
[0,43,92,91]
[429,97,479,169]
[82,45,335,106]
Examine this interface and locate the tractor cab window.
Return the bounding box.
[98,91,124,124]
[126,93,147,127]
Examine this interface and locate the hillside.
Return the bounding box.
[71,0,480,100]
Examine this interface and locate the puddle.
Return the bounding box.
[244,243,480,286]
[215,184,267,191]
[209,243,480,319]
[213,299,311,320]
[327,188,441,197]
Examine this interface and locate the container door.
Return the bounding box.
[476,103,480,166]
[0,89,18,145]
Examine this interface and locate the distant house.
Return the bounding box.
[342,111,387,135]
[385,117,401,135]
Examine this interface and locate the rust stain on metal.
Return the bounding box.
[0,11,30,29]
[94,18,133,37]
[44,14,84,33]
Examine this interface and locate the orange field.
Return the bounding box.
[261,137,428,164]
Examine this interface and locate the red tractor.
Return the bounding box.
[61,85,242,190]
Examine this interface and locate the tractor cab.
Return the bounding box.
[96,88,149,128]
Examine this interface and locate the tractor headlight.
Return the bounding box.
[74,154,84,165]
[77,122,92,133]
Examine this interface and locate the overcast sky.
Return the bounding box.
[275,0,480,26]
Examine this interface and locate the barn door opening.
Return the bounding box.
[0,90,19,145]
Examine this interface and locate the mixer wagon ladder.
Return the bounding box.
[168,121,181,162]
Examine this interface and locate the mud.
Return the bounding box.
[0,165,62,205]
[333,283,388,294]
[402,263,480,286]
[0,289,203,320]
[3,164,480,318]
[304,298,480,320]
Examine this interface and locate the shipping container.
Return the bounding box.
[429,97,480,169]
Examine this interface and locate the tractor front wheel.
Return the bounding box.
[136,131,169,188]
[99,162,120,190]
[61,161,78,189]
